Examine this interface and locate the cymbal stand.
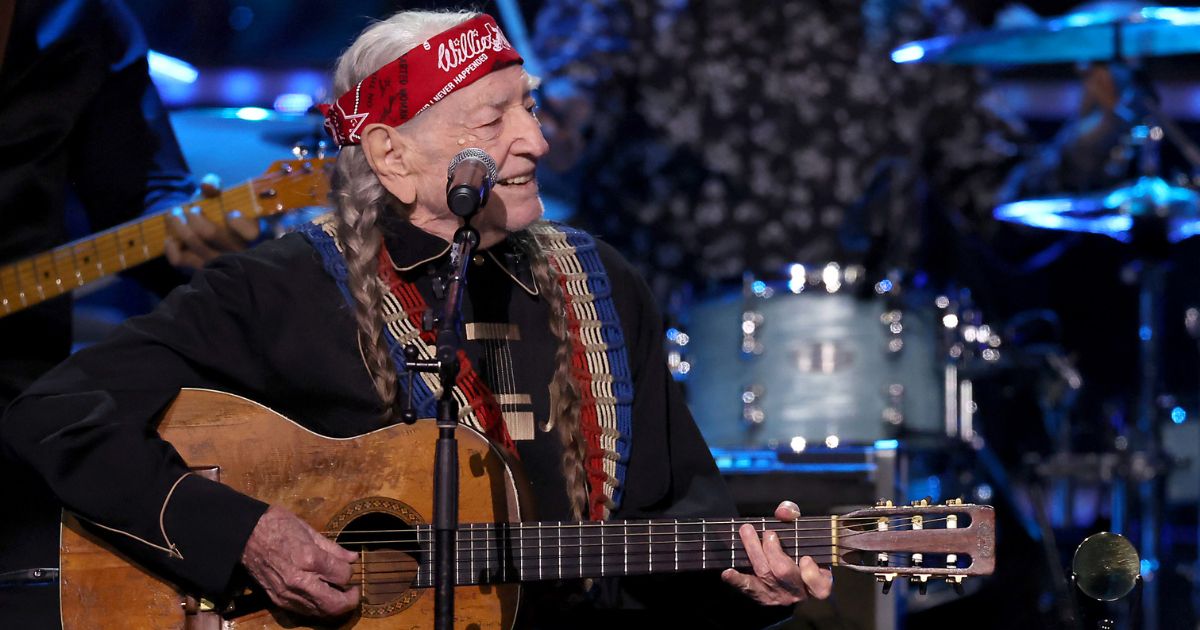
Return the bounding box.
[1114,67,1183,630]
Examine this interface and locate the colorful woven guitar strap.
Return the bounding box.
[299,216,633,519]
[526,223,634,519]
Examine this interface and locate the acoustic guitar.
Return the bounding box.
[0,158,332,319]
[59,389,995,629]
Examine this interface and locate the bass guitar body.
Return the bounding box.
[59,388,523,630]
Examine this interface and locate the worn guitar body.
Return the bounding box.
[59,388,523,630]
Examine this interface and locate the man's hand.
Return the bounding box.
[241,506,361,618]
[164,176,261,271]
[721,501,834,606]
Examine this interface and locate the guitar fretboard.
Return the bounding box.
[0,186,262,316]
[0,159,330,318]
[344,517,856,589]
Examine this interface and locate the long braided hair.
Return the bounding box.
[331,11,593,520]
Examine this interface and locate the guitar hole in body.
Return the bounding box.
[327,497,427,618]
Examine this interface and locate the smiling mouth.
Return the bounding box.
[497,174,535,186]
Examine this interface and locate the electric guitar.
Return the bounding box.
[0,158,332,319]
[59,389,995,629]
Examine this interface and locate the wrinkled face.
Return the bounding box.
[398,65,549,243]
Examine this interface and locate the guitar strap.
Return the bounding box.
[525,223,633,520]
[299,216,633,519]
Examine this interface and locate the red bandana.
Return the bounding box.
[318,15,524,147]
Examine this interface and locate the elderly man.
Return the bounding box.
[1,9,830,628]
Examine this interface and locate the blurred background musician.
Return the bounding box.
[0,1,256,625]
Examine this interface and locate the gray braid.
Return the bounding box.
[332,147,398,417]
[329,10,477,416]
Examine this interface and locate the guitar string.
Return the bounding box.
[335,524,974,582]
[349,554,850,592]
[335,521,960,567]
[347,553,850,588]
[345,548,974,587]
[336,528,974,583]
[344,541,973,581]
[314,513,955,536]
[346,549,848,576]
[318,517,874,535]
[340,533,866,559]
[319,515,956,544]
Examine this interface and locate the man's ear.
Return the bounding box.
[361,123,418,204]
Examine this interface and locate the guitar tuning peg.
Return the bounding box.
[945,497,963,506]
[876,498,894,507]
[946,575,965,595]
[910,497,931,507]
[877,573,896,595]
[917,578,929,595]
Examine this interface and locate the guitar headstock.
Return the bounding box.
[835,498,995,594]
[253,157,335,216]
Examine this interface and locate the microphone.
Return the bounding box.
[446,148,498,218]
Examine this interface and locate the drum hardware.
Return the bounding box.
[891,6,1200,67]
[685,265,947,450]
[685,264,1010,451]
[968,16,1200,630]
[741,384,766,428]
[664,325,691,380]
[995,146,1192,630]
[935,290,1005,445]
[895,7,1200,624]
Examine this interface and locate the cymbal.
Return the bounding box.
[892,6,1200,66]
[994,176,1200,242]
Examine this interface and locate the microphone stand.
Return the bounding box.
[406,219,480,630]
[404,147,494,630]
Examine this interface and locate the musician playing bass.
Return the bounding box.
[0,9,831,628]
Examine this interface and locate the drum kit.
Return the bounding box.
[680,4,1200,628]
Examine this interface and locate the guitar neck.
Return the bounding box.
[0,179,272,317]
[397,517,839,588]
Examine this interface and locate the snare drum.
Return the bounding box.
[683,265,942,449]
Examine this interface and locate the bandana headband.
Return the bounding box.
[319,15,523,147]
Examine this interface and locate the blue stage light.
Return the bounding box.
[273,93,315,114]
[891,43,926,63]
[234,107,271,122]
[148,50,199,84]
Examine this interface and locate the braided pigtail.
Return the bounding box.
[518,228,594,521]
[328,10,479,418]
[332,147,399,418]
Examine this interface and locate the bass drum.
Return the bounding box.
[684,267,943,449]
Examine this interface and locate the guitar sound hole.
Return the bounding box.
[332,508,426,616]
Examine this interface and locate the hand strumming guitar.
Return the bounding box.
[240,506,361,618]
[721,501,835,606]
